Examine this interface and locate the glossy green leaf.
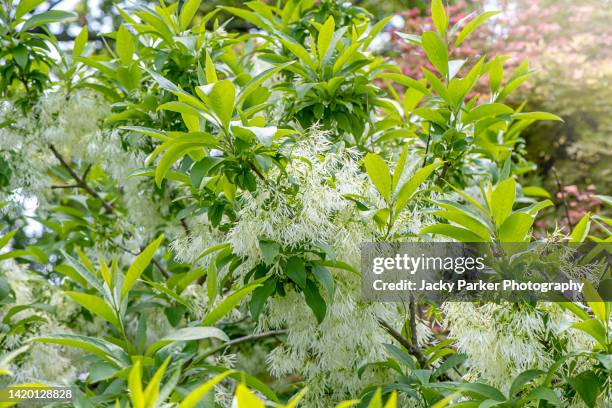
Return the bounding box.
[455,11,500,47]
[431,0,448,35]
[121,235,164,299]
[421,31,448,77]
[21,10,77,31]
[365,153,392,202]
[179,0,201,31]
[116,24,134,65]
[66,292,119,327]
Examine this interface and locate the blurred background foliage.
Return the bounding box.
[17,0,612,229]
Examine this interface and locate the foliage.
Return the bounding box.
[0,0,610,407]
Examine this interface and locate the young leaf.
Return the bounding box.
[491,178,516,227]
[15,0,46,20]
[66,292,120,328]
[145,327,229,356]
[116,24,134,65]
[420,224,486,242]
[20,10,77,31]
[235,384,265,408]
[121,235,164,299]
[317,16,335,63]
[202,278,265,325]
[455,11,500,47]
[179,0,201,31]
[512,112,563,122]
[394,161,443,214]
[365,153,392,202]
[204,51,217,84]
[570,213,591,243]
[498,212,533,242]
[431,0,448,36]
[143,357,171,406]
[421,31,448,78]
[178,371,235,408]
[73,26,88,56]
[128,360,145,408]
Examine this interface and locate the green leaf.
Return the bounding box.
[491,178,516,227]
[512,112,563,122]
[376,73,430,95]
[421,31,448,77]
[15,0,45,20]
[455,11,500,47]
[463,103,513,124]
[498,212,533,242]
[456,383,505,401]
[146,326,229,356]
[394,161,443,214]
[178,371,234,408]
[21,10,76,31]
[523,386,561,406]
[488,57,503,93]
[179,0,201,31]
[317,16,335,63]
[237,62,293,106]
[32,334,129,368]
[277,34,315,70]
[60,251,104,292]
[522,186,550,198]
[313,264,335,298]
[66,292,119,328]
[570,213,591,243]
[116,24,134,65]
[121,235,164,299]
[582,281,607,323]
[285,257,307,289]
[250,278,276,320]
[420,224,486,242]
[431,0,448,35]
[365,153,392,202]
[303,279,327,323]
[259,241,280,265]
[73,26,88,56]
[202,278,265,325]
[143,357,170,406]
[568,371,600,408]
[509,369,544,396]
[0,230,17,251]
[433,210,491,241]
[128,360,145,408]
[383,343,416,370]
[206,80,235,129]
[204,51,217,84]
[572,318,607,347]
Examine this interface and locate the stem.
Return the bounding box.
[49,144,115,213]
[422,124,431,168]
[187,330,287,370]
[552,166,573,232]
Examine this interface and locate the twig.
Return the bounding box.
[180,218,191,235]
[422,124,431,168]
[49,144,114,213]
[187,330,288,369]
[49,144,173,278]
[551,166,573,232]
[51,184,80,189]
[379,296,428,368]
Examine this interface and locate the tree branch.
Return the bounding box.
[48,144,114,214]
[378,299,427,369]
